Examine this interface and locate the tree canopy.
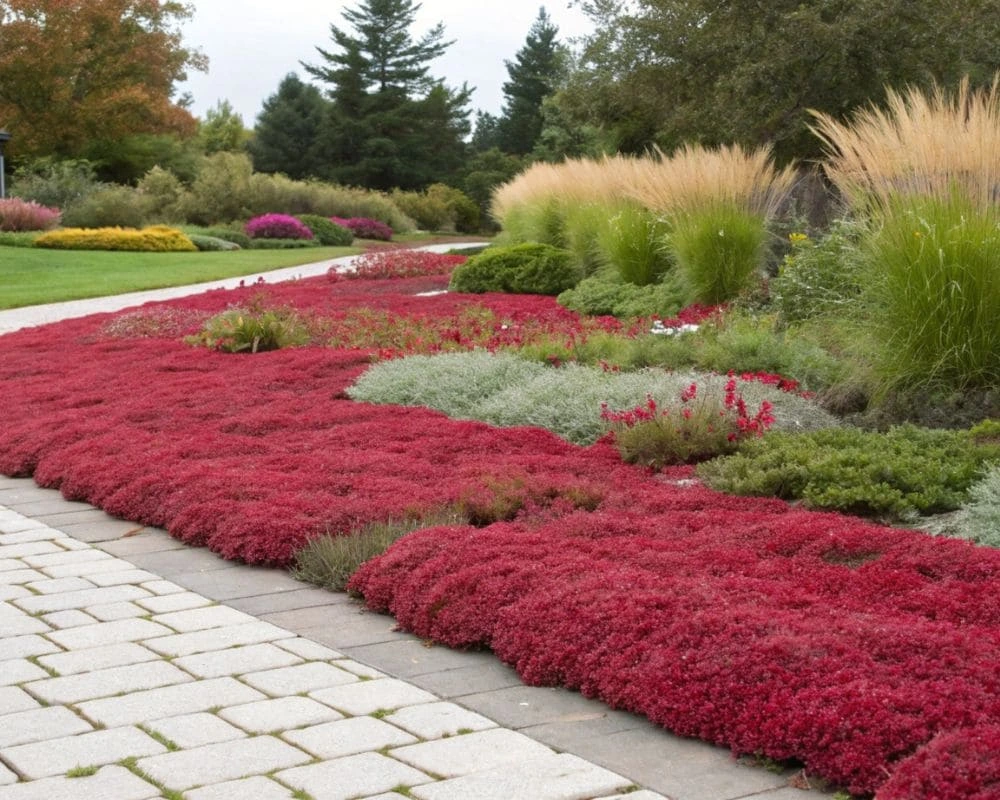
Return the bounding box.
[303,0,471,190]
[561,0,1000,162]
[249,74,329,180]
[0,0,206,160]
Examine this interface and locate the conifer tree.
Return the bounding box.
[249,74,330,180]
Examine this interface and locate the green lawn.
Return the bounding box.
[0,246,361,309]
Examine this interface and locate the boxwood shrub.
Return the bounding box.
[297,214,354,246]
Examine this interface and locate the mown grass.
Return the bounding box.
[0,245,360,308]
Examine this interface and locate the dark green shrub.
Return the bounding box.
[247,238,320,249]
[697,424,1000,521]
[296,214,354,246]
[427,183,480,233]
[188,234,240,251]
[184,227,252,249]
[558,274,685,319]
[450,243,579,295]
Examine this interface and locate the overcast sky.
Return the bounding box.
[175,1,594,127]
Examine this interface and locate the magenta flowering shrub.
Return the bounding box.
[245,213,314,240]
[331,216,393,241]
[0,197,61,231]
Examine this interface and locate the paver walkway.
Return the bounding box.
[0,250,829,799]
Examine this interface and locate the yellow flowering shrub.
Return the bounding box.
[34,225,197,252]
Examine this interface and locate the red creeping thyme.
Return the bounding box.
[2,273,999,797]
[329,250,468,281]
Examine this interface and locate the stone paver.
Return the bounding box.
[310,677,438,715]
[0,765,159,800]
[144,712,246,748]
[0,686,40,714]
[134,591,212,614]
[151,604,256,632]
[241,660,358,695]
[1,726,167,779]
[408,754,632,800]
[0,658,48,686]
[37,641,159,675]
[171,642,302,679]
[283,715,418,759]
[219,695,343,733]
[143,621,294,657]
[1,634,59,659]
[77,676,266,727]
[184,776,297,800]
[134,735,312,790]
[44,618,172,649]
[24,659,192,704]
[39,609,96,628]
[390,727,556,778]
[0,706,93,748]
[14,584,148,614]
[385,701,498,739]
[275,752,433,800]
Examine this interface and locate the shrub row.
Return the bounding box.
[34,225,197,252]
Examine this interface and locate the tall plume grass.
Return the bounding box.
[812,77,1000,395]
[811,77,1000,212]
[629,144,795,303]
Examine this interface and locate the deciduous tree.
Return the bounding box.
[0,0,206,160]
[564,0,1000,162]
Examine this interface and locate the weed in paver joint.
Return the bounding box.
[66,765,99,778]
[370,708,394,719]
[139,725,180,751]
[390,786,415,798]
[118,756,183,800]
[27,656,59,677]
[456,727,473,735]
[290,789,316,800]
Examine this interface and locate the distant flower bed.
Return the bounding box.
[330,249,467,281]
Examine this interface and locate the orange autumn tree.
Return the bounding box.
[0,0,207,159]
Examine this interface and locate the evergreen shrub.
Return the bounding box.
[34,225,197,252]
[449,243,579,295]
[297,214,354,245]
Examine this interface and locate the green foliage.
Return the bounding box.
[182,152,253,225]
[770,220,866,325]
[461,147,523,226]
[302,0,472,189]
[495,8,567,156]
[427,183,480,233]
[249,74,330,179]
[957,465,1000,547]
[247,238,320,250]
[60,185,147,229]
[187,307,311,353]
[598,202,673,285]
[297,214,354,246]
[561,203,609,276]
[348,351,837,446]
[0,231,41,247]
[861,194,1000,396]
[35,225,197,252]
[182,227,252,248]
[698,425,1000,521]
[292,509,466,591]
[563,0,1000,163]
[670,204,768,304]
[449,242,579,295]
[11,158,102,210]
[390,189,452,231]
[199,99,249,154]
[187,234,240,252]
[557,274,684,319]
[137,166,186,223]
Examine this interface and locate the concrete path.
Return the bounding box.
[0,251,829,799]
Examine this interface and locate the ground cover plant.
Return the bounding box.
[1,258,999,797]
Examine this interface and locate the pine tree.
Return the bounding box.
[303,0,470,190]
[496,7,566,156]
[249,74,330,179]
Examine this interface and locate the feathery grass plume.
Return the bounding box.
[811,76,1000,213]
[628,144,796,304]
[812,78,1000,394]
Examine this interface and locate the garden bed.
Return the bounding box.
[1,272,998,798]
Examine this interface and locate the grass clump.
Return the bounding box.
[597,201,673,286]
[292,510,466,591]
[187,307,312,354]
[697,424,1000,522]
